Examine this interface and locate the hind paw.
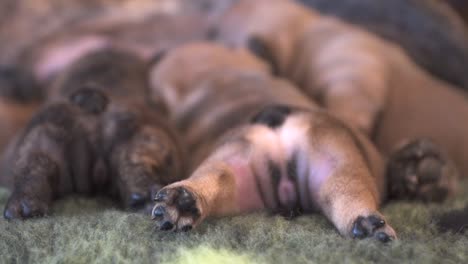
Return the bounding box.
[351,214,396,243]
[387,139,458,202]
[151,186,203,231]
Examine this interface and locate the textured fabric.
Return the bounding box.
[1,182,467,263]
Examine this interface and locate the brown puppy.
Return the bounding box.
[148,42,402,242]
[2,49,185,219]
[0,0,233,83]
[214,0,464,201]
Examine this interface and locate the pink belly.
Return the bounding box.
[231,162,267,213]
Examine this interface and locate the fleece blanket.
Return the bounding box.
[0,182,467,264]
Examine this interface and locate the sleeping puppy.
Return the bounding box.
[148,42,456,242]
[0,0,231,83]
[214,0,467,201]
[2,49,185,219]
[297,0,468,90]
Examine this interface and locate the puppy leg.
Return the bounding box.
[289,113,396,242]
[316,167,396,242]
[151,162,238,231]
[151,128,276,231]
[103,110,185,211]
[3,104,78,219]
[387,139,459,202]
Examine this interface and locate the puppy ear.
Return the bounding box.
[247,36,280,76]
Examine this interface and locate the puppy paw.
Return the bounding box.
[387,139,458,202]
[351,215,396,243]
[151,186,202,232]
[3,195,49,220]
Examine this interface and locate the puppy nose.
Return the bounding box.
[151,206,165,220]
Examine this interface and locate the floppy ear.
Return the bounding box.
[247,36,280,76]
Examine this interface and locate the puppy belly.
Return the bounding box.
[230,161,266,212]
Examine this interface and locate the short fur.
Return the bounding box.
[298,0,468,90]
[1,49,185,219]
[146,42,452,241]
[215,0,467,178]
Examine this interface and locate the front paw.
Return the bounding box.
[3,194,50,220]
[151,186,202,232]
[351,214,397,243]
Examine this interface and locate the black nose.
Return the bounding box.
[152,206,165,219]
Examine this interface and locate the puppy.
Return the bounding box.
[214,0,465,202]
[2,49,185,219]
[298,0,468,90]
[0,0,230,83]
[144,42,450,242]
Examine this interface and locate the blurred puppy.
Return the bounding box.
[147,42,453,242]
[0,0,232,83]
[214,0,465,202]
[2,49,185,219]
[298,0,468,90]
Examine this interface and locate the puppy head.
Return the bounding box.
[148,42,270,112]
[214,0,316,75]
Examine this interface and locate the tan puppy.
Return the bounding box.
[147,42,413,242]
[214,0,465,200]
[2,49,185,219]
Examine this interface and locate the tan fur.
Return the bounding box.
[1,0,232,81]
[149,43,395,240]
[216,0,467,186]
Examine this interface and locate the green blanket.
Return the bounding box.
[1,183,467,264]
